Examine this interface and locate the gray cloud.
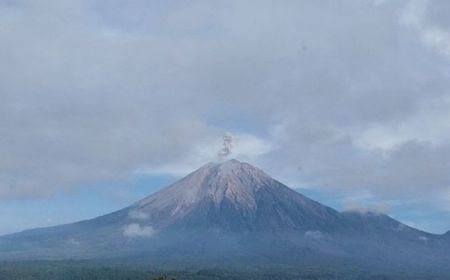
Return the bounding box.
[0,0,450,223]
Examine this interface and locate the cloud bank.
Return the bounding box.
[1,0,450,231]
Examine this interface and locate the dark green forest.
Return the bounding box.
[0,261,447,280]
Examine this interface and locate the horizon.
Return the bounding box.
[2,0,450,239]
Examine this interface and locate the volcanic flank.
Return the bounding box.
[0,159,449,271]
[129,159,338,232]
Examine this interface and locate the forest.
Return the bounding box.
[0,261,445,280]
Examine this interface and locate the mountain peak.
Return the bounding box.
[199,159,266,181]
[215,158,241,165]
[137,159,271,212]
[131,159,338,231]
[201,158,254,170]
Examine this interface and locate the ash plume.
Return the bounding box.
[217,133,234,159]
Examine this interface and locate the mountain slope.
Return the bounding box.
[0,160,448,272]
[129,159,339,232]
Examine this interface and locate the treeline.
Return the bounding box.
[0,262,445,280]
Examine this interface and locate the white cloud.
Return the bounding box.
[123,223,155,238]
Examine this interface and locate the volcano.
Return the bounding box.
[130,159,339,232]
[0,159,449,272]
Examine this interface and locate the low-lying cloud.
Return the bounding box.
[123,223,155,238]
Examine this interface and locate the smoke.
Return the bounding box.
[217,133,234,159]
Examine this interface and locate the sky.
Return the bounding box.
[1,0,450,235]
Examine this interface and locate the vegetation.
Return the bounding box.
[0,261,446,280]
